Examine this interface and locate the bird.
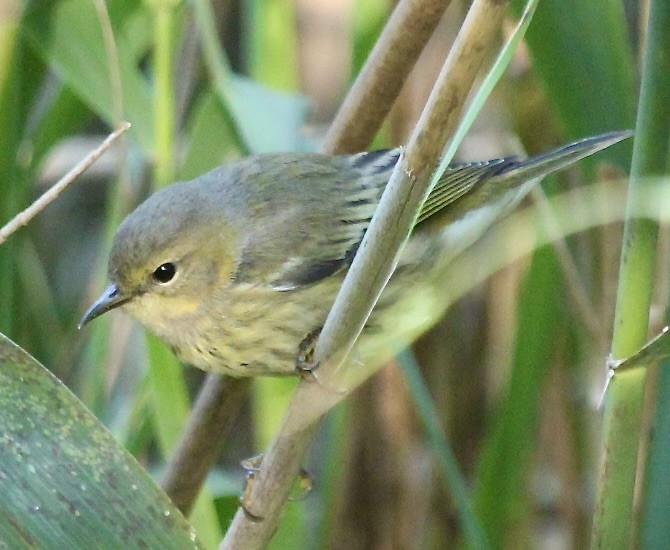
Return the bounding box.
[80,131,630,377]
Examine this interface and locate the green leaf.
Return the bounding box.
[23,0,154,152]
[192,0,308,153]
[180,91,244,180]
[225,74,308,153]
[510,0,636,166]
[0,332,201,548]
[613,327,670,373]
[25,85,93,168]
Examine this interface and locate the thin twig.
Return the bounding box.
[0,122,131,246]
[323,0,453,155]
[221,1,508,547]
[161,375,252,515]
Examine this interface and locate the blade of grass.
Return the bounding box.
[473,245,564,545]
[510,0,636,150]
[398,349,489,549]
[0,1,27,336]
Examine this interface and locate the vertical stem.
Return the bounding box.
[592,0,670,546]
[153,3,175,187]
[0,0,24,336]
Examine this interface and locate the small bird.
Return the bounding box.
[80,131,629,377]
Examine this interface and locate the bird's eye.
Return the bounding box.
[152,262,177,284]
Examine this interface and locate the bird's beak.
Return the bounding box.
[79,284,132,328]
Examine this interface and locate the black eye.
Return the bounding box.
[153,262,176,283]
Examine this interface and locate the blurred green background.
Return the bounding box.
[2,0,667,548]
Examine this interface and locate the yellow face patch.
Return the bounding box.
[125,292,202,329]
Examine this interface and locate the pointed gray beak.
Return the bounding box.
[79,284,131,328]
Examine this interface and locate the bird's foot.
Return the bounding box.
[239,454,313,518]
[239,454,265,521]
[296,327,322,378]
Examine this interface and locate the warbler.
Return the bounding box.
[80,131,629,376]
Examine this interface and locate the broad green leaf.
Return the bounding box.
[181,91,244,180]
[224,74,308,153]
[192,0,308,153]
[510,0,636,165]
[25,86,93,168]
[23,0,154,151]
[0,332,201,548]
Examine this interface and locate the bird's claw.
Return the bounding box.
[239,454,314,518]
[240,454,265,521]
[296,327,322,378]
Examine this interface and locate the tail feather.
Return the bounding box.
[417,130,631,226]
[492,130,632,185]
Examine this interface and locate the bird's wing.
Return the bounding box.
[237,149,515,291]
[237,131,629,291]
[255,150,398,291]
[416,158,512,223]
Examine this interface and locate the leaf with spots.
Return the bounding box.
[0,333,201,549]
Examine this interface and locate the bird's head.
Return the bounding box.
[79,180,240,331]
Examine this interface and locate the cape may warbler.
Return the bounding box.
[81,132,629,376]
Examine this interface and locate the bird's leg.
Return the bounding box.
[239,454,313,518]
[239,454,264,521]
[296,327,322,376]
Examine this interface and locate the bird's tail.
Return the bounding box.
[492,130,632,185]
[418,130,631,227]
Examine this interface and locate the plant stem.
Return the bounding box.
[323,0,452,154]
[592,0,670,546]
[153,2,175,187]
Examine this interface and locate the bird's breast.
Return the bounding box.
[174,282,340,376]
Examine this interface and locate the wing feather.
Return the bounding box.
[233,131,628,291]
